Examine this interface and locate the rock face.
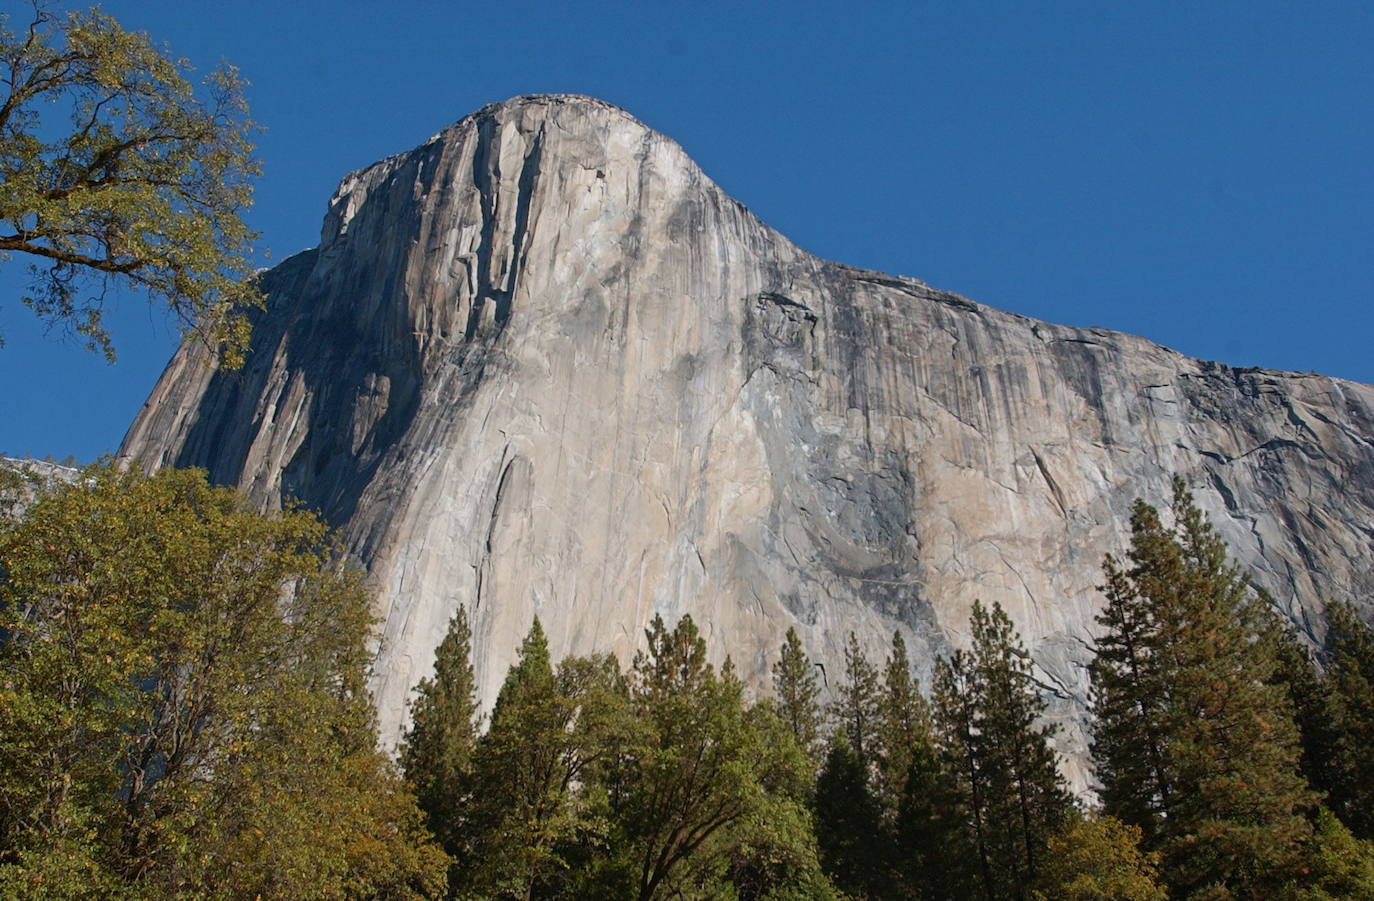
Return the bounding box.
[120,94,1374,788]
[1,457,80,519]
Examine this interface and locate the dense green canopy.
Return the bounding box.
[0,465,446,899]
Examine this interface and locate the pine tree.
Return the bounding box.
[831,633,882,768]
[401,606,480,873]
[932,649,993,900]
[1089,477,1318,898]
[1090,537,1174,842]
[773,626,823,766]
[931,602,1071,901]
[1324,599,1374,840]
[877,630,932,819]
[461,619,584,899]
[813,736,885,899]
[814,633,886,897]
[973,601,1073,899]
[895,733,965,901]
[1264,607,1347,829]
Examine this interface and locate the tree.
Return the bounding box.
[876,630,932,820]
[931,648,994,900]
[1264,608,1347,832]
[830,633,881,768]
[0,3,261,364]
[814,632,887,897]
[1322,600,1374,840]
[932,601,1072,901]
[894,733,964,901]
[1030,815,1166,901]
[401,606,480,891]
[0,464,446,899]
[723,700,836,901]
[772,627,823,767]
[1295,808,1374,901]
[460,619,579,900]
[812,736,884,900]
[607,614,825,901]
[1089,477,1317,898]
[968,600,1073,899]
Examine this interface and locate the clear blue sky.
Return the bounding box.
[3,1,1371,462]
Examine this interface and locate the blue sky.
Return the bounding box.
[3,1,1371,462]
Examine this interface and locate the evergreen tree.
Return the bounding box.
[814,633,887,897]
[831,633,882,768]
[931,649,992,900]
[971,600,1073,899]
[877,630,932,819]
[895,734,964,901]
[813,736,884,900]
[460,619,595,900]
[1264,608,1347,828]
[1324,600,1374,840]
[1089,477,1318,898]
[931,601,1071,901]
[1090,538,1174,842]
[773,627,823,767]
[401,606,480,881]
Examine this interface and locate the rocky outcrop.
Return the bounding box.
[1,456,80,519]
[120,95,1374,789]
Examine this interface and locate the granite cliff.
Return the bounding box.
[120,94,1374,788]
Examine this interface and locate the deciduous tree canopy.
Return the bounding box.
[0,465,446,899]
[0,3,261,364]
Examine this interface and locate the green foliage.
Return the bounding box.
[930,648,987,899]
[401,607,480,892]
[812,736,883,899]
[0,464,446,899]
[831,633,881,769]
[773,627,823,768]
[1292,807,1374,900]
[0,3,261,364]
[725,705,837,901]
[457,621,636,900]
[1263,608,1349,829]
[616,615,771,898]
[553,613,826,901]
[815,632,899,898]
[1322,600,1374,840]
[1030,814,1167,901]
[876,631,931,821]
[1090,477,1317,899]
[894,734,963,901]
[17,464,1362,900]
[932,600,1072,901]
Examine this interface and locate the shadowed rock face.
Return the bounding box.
[120,94,1374,789]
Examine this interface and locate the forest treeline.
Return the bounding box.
[1,466,1372,900]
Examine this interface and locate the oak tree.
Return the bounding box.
[0,464,446,899]
[0,3,261,364]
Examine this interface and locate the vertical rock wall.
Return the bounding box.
[120,95,1374,789]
